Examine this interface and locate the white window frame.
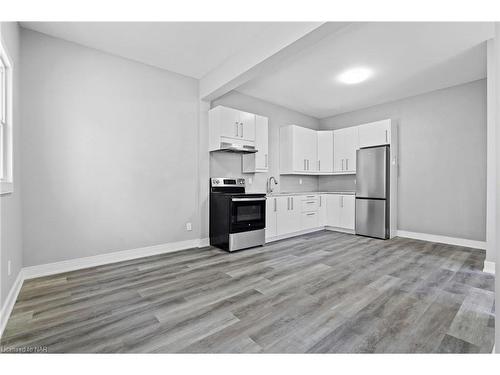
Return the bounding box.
[0,35,13,195]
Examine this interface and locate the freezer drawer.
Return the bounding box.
[355,198,388,239]
[356,146,388,199]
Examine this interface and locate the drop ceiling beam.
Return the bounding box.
[199,22,351,101]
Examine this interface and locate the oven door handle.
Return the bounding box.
[231,197,266,202]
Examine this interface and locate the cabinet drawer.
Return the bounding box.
[301,212,319,229]
[301,197,319,212]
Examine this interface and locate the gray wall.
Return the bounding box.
[20,29,200,266]
[211,91,320,193]
[320,79,487,242]
[0,22,22,310]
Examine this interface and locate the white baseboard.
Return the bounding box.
[324,226,355,235]
[0,237,210,339]
[265,227,324,243]
[483,261,495,274]
[396,230,486,250]
[0,270,24,339]
[23,238,208,280]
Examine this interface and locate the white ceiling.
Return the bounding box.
[20,22,310,79]
[237,22,494,118]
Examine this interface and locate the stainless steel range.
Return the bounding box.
[209,177,266,252]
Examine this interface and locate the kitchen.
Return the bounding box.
[0,19,498,358]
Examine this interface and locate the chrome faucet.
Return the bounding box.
[267,176,278,194]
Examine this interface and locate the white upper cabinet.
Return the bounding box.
[280,125,317,174]
[317,131,334,174]
[239,110,256,141]
[358,119,391,148]
[208,106,256,151]
[333,127,358,173]
[218,106,241,139]
[242,115,269,173]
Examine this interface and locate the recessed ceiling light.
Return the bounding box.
[337,67,373,85]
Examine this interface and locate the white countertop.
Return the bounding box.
[266,191,355,197]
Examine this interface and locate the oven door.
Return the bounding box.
[230,197,266,233]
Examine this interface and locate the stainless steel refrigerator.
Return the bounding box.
[355,145,390,239]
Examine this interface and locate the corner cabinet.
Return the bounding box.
[280,125,317,174]
[242,115,269,173]
[317,131,334,174]
[333,127,358,174]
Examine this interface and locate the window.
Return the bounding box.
[0,36,13,195]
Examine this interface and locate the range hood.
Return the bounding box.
[211,141,257,154]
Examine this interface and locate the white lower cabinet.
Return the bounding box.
[318,194,327,226]
[266,197,277,239]
[301,211,319,230]
[276,196,301,236]
[339,195,355,230]
[326,195,341,227]
[266,193,355,241]
[326,194,355,230]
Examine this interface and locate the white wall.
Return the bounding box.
[211,91,320,193]
[320,79,487,244]
[0,22,22,311]
[20,29,200,267]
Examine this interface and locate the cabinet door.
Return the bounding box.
[288,196,302,233]
[292,126,309,172]
[317,131,334,173]
[219,106,241,139]
[266,197,277,238]
[239,111,256,141]
[318,194,327,226]
[276,196,292,236]
[334,127,358,173]
[326,195,341,227]
[333,129,345,172]
[339,195,355,229]
[304,129,318,172]
[254,115,268,170]
[358,120,390,148]
[301,212,319,230]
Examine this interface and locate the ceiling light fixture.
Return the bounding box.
[337,67,373,85]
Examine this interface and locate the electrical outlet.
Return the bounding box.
[186,222,192,231]
[299,178,303,185]
[8,260,11,276]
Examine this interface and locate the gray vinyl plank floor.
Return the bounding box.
[0,231,495,353]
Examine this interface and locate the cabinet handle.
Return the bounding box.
[346,159,349,170]
[307,213,315,216]
[304,159,306,171]
[240,123,244,138]
[291,197,294,210]
[287,197,290,210]
[306,201,315,204]
[341,196,344,208]
[320,196,322,207]
[385,130,388,143]
[341,159,344,171]
[307,159,310,170]
[235,122,239,137]
[265,154,268,168]
[318,160,321,171]
[274,198,277,212]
